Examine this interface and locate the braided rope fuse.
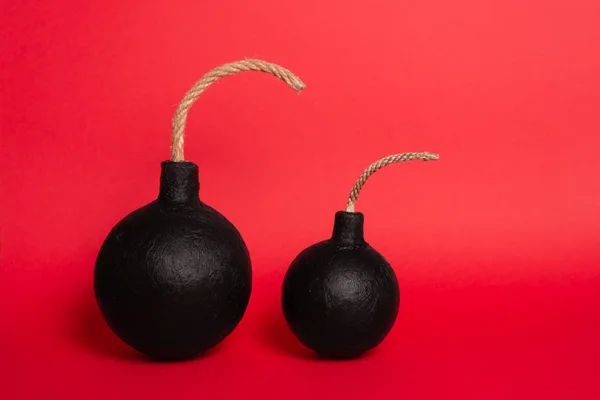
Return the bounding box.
[171,59,306,162]
[345,152,440,212]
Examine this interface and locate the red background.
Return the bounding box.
[1,0,599,398]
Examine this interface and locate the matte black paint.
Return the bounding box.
[94,161,251,360]
[282,211,399,359]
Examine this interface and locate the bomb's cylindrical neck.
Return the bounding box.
[158,161,200,204]
[331,211,365,246]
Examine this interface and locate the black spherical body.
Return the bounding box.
[94,161,251,360]
[282,212,399,359]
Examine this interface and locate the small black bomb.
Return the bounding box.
[94,60,305,360]
[282,152,439,359]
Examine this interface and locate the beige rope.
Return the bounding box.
[345,152,439,212]
[171,59,306,162]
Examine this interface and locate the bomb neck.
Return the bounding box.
[331,211,365,246]
[158,161,200,205]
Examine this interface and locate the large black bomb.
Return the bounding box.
[282,152,438,359]
[95,161,251,360]
[94,59,305,360]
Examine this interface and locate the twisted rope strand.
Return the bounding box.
[171,59,306,162]
[345,152,439,212]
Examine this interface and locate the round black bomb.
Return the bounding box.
[95,161,251,360]
[282,211,399,359]
[282,152,439,359]
[94,59,305,360]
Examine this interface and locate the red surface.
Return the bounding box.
[1,0,600,398]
